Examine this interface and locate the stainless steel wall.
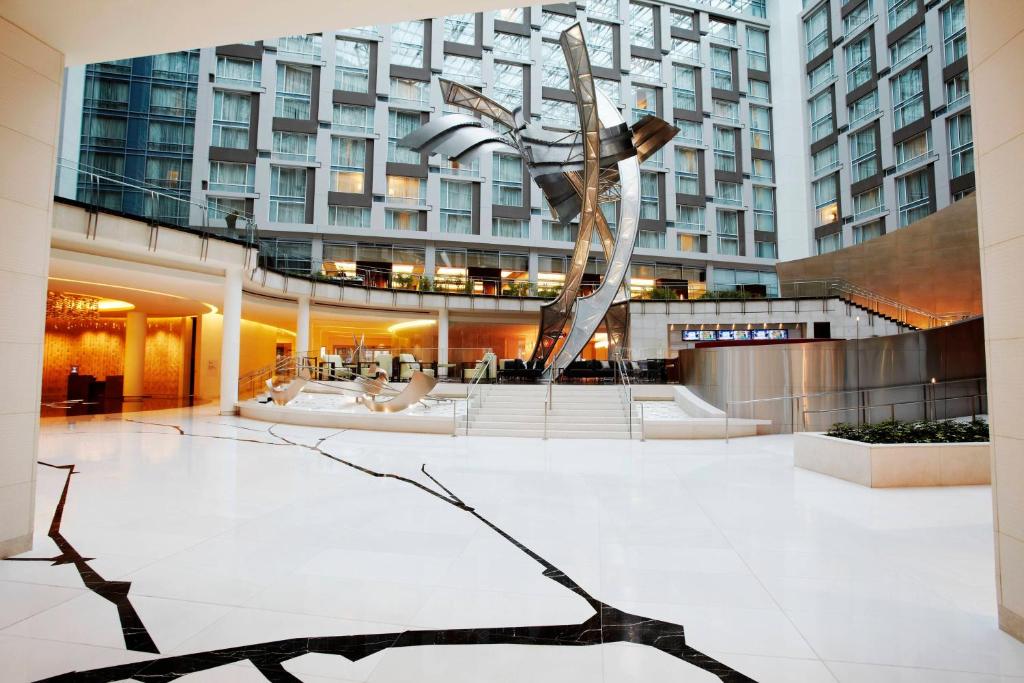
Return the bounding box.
[680,317,986,432]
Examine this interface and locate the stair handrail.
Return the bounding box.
[784,278,971,328]
[461,351,496,436]
[612,352,637,441]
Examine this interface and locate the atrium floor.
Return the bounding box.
[1,406,1022,682]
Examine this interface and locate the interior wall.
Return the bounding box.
[967,0,1024,643]
[0,17,63,558]
[194,313,284,400]
[42,324,124,399]
[448,322,537,364]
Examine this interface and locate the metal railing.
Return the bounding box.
[782,278,972,329]
[457,352,496,436]
[724,376,987,441]
[612,353,640,441]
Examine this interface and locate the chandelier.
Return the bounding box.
[46,291,100,323]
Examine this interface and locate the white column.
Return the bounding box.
[0,18,63,559]
[219,267,242,415]
[296,295,310,357]
[123,312,147,397]
[438,307,449,372]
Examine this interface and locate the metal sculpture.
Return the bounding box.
[399,23,676,379]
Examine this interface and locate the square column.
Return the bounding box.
[219,267,243,415]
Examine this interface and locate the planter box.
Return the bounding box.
[794,432,991,488]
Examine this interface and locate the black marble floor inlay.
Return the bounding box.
[29,421,760,682]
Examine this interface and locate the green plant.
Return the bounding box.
[647,287,679,301]
[825,419,989,444]
[504,281,530,297]
[392,273,413,289]
[417,276,433,292]
[699,289,758,300]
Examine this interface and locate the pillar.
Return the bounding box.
[0,18,64,558]
[968,0,1024,643]
[438,308,449,376]
[296,295,310,358]
[219,267,242,415]
[123,312,147,398]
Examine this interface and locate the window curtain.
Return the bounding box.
[892,67,923,103]
[674,66,695,91]
[149,121,190,146]
[275,132,312,157]
[218,57,257,82]
[278,64,312,95]
[334,104,369,129]
[814,175,837,205]
[153,52,190,75]
[676,148,698,174]
[214,91,250,123]
[90,78,129,104]
[714,127,735,153]
[442,181,472,210]
[806,8,827,38]
[89,116,126,140]
[717,211,738,235]
[711,47,731,72]
[272,167,307,198]
[389,111,420,139]
[494,154,522,183]
[751,106,770,131]
[332,137,366,168]
[753,187,773,211]
[747,28,767,54]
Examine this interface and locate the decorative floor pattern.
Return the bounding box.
[3,407,1022,683]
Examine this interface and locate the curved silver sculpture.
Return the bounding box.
[398,23,676,379]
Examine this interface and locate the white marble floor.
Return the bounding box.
[2,406,1022,682]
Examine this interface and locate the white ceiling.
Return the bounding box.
[2,0,532,65]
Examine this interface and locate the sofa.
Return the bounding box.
[497,358,543,383]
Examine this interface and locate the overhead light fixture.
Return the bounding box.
[95,298,134,312]
[387,319,437,334]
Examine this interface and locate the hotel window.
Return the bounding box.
[750,106,771,150]
[150,85,195,116]
[844,0,874,35]
[716,180,741,206]
[717,210,739,254]
[496,7,524,22]
[854,218,884,243]
[887,0,917,31]
[813,174,838,225]
[751,157,774,182]
[853,185,884,218]
[272,131,315,163]
[845,35,873,91]
[152,51,199,80]
[669,38,700,62]
[890,24,926,68]
[391,77,428,107]
[587,22,615,69]
[328,205,370,228]
[945,72,969,107]
[812,143,839,174]
[386,175,426,204]
[444,14,475,44]
[677,231,708,253]
[849,128,878,181]
[493,32,529,59]
[746,28,768,71]
[492,218,529,239]
[148,121,193,151]
[805,5,829,61]
[543,220,578,241]
[85,115,126,146]
[895,130,931,167]
[542,41,570,89]
[542,99,576,129]
[211,91,250,149]
[638,230,666,249]
[631,57,661,82]
[386,209,422,230]
[493,153,523,206]
[215,56,261,88]
[809,90,834,142]
[676,119,703,145]
[677,205,706,233]
[633,85,658,123]
[709,18,737,44]
[713,98,739,123]
[335,39,370,92]
[630,3,656,48]
[440,180,473,234]
[209,197,245,223]
[942,0,967,65]
[672,66,696,111]
[671,10,694,30]
[948,112,974,178]
[541,11,574,39]
[675,147,700,195]
[808,58,835,92]
[209,161,254,193]
[588,0,617,20]
[601,203,618,233]
[145,157,190,188]
[275,64,312,119]
[756,241,777,258]
[640,172,659,219]
[713,126,736,172]
[753,186,775,231]
[596,79,620,105]
[443,54,483,86]
[391,21,425,68]
[711,47,733,90]
[388,110,421,164]
[849,89,879,126]
[749,79,771,102]
[493,62,524,110]
[269,166,307,223]
[816,232,842,254]
[897,168,931,225]
[330,137,366,193]
[333,104,373,134]
[278,34,321,60]
[891,66,924,129]
[85,77,129,109]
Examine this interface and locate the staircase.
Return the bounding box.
[465,384,638,439]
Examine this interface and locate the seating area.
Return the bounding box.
[497,359,544,383]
